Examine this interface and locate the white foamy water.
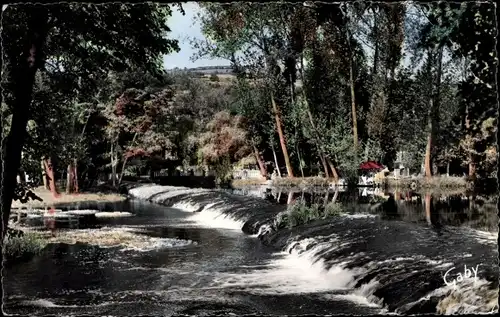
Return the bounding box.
[95,211,133,218]
[202,235,367,298]
[341,213,378,219]
[129,185,211,205]
[128,185,179,200]
[171,201,201,212]
[172,201,245,230]
[66,209,98,215]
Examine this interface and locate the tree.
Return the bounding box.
[1,3,182,240]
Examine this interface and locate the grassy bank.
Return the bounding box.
[274,200,343,229]
[231,177,338,189]
[384,176,469,190]
[230,178,268,187]
[3,230,48,265]
[11,186,127,209]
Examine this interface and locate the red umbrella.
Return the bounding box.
[359,161,384,171]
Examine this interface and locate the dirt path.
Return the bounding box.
[11,186,127,209]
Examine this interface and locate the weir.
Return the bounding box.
[128,184,499,314]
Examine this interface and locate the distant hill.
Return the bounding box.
[167,65,234,75]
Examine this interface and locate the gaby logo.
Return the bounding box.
[443,265,480,287]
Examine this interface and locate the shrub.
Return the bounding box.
[274,200,344,229]
[3,230,47,262]
[209,74,220,82]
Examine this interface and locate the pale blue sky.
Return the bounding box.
[163,2,230,69]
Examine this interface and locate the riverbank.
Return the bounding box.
[11,186,127,209]
[230,175,473,190]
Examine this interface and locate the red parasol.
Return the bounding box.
[359,161,384,171]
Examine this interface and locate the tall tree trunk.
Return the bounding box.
[296,145,305,178]
[325,157,339,182]
[1,6,50,241]
[464,104,476,177]
[320,154,330,178]
[66,163,73,194]
[43,158,60,198]
[111,143,117,187]
[41,159,49,189]
[271,144,281,177]
[253,145,268,178]
[298,53,339,181]
[425,45,443,178]
[271,94,294,177]
[371,8,380,79]
[349,55,359,151]
[73,159,79,193]
[118,132,138,185]
[424,111,434,179]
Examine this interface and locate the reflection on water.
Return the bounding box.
[229,187,498,234]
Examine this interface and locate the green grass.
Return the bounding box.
[231,178,268,187]
[274,200,344,229]
[3,230,47,263]
[385,176,468,189]
[272,177,332,188]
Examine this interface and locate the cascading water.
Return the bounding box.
[128,184,499,314]
[5,184,497,315]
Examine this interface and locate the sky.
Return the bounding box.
[163,2,230,70]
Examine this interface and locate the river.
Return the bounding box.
[4,185,498,315]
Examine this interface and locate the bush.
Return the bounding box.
[274,200,344,229]
[209,74,220,82]
[3,230,47,263]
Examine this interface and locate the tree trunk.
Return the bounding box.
[372,8,380,79]
[73,159,79,193]
[464,104,476,177]
[349,55,359,151]
[111,144,117,187]
[253,145,268,178]
[66,163,73,194]
[424,117,433,179]
[325,157,339,183]
[1,7,50,242]
[41,159,49,189]
[118,133,139,185]
[271,94,294,177]
[424,46,442,179]
[296,145,305,178]
[271,143,281,177]
[43,158,60,198]
[320,154,329,178]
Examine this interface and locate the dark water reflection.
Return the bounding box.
[229,187,498,234]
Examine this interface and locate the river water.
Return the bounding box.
[4,185,498,315]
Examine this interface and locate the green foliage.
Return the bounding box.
[3,231,47,262]
[274,200,344,229]
[209,74,220,82]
